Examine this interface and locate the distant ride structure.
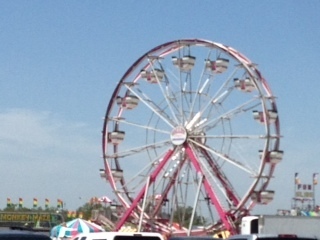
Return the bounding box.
[101,39,283,235]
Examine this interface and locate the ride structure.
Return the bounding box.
[101,39,283,236]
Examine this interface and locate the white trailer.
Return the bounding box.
[241,215,320,238]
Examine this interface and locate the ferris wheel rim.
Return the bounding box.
[101,38,282,234]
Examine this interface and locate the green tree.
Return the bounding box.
[173,206,206,228]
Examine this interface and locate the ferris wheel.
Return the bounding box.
[101,39,283,235]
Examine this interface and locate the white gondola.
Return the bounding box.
[268,110,278,124]
[234,78,256,92]
[259,150,284,164]
[99,169,106,178]
[253,110,278,124]
[140,69,164,83]
[251,190,274,204]
[116,96,139,109]
[205,59,213,71]
[111,169,123,181]
[215,58,229,73]
[108,131,125,144]
[268,150,284,163]
[123,95,139,109]
[252,111,263,123]
[116,96,122,106]
[172,55,196,71]
[205,58,229,73]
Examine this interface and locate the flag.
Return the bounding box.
[18,198,23,208]
[33,198,38,208]
[45,198,49,208]
[6,198,11,207]
[295,172,300,184]
[313,173,318,185]
[57,199,63,208]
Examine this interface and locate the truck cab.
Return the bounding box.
[71,231,165,240]
[228,234,317,240]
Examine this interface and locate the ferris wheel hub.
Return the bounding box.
[170,125,187,145]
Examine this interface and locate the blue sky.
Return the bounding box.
[1,1,320,213]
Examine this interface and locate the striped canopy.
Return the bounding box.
[51,218,104,238]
